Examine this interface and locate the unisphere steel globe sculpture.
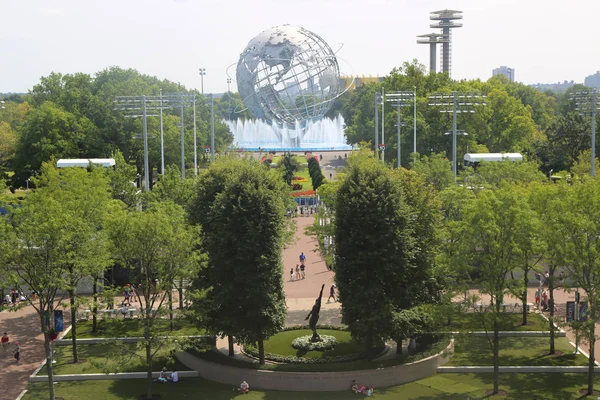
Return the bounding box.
[236,25,340,129]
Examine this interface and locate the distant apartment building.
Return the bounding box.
[584,71,600,88]
[492,66,515,82]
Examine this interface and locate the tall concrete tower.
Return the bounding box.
[416,33,448,74]
[429,9,463,77]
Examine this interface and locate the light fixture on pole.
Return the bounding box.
[381,87,385,162]
[159,89,164,175]
[193,93,198,176]
[429,91,486,182]
[199,68,206,95]
[0,100,5,110]
[572,89,599,176]
[386,91,416,168]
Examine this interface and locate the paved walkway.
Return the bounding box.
[0,301,71,400]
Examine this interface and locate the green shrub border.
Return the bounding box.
[243,325,384,364]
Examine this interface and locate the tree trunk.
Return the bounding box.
[69,291,78,363]
[178,278,184,310]
[258,339,265,365]
[146,342,153,400]
[522,269,529,326]
[228,335,234,357]
[493,311,500,394]
[168,290,173,331]
[44,334,56,400]
[396,337,403,354]
[92,275,98,333]
[549,275,555,354]
[587,310,596,395]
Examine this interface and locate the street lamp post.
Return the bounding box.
[199,68,206,95]
[385,91,416,168]
[429,91,486,182]
[374,92,382,158]
[159,89,164,175]
[381,87,385,162]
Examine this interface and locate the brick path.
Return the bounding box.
[0,301,71,400]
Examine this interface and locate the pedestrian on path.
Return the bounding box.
[300,264,305,279]
[1,332,9,352]
[327,284,336,303]
[14,341,20,363]
[295,264,301,281]
[290,267,295,282]
[299,252,306,266]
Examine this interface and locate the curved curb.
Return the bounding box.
[176,339,454,392]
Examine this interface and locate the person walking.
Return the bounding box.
[299,252,306,266]
[290,267,295,282]
[1,332,9,353]
[327,284,336,303]
[14,341,20,363]
[300,263,305,279]
[295,264,301,281]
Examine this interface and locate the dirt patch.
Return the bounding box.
[486,389,508,396]
[578,389,600,396]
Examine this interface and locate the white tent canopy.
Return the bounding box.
[464,153,523,165]
[56,158,116,168]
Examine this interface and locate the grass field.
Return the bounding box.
[443,312,549,332]
[448,335,588,367]
[51,343,190,375]
[23,373,600,399]
[66,319,204,338]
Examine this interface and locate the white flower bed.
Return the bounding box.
[291,335,338,352]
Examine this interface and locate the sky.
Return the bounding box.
[1,0,599,94]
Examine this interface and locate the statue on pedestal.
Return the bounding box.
[305,284,325,342]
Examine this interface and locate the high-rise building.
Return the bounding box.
[584,71,600,88]
[492,66,515,82]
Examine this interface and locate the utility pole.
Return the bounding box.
[374,92,381,157]
[210,94,215,162]
[429,91,486,182]
[381,87,385,162]
[572,89,599,176]
[385,91,416,168]
[114,96,165,191]
[413,86,417,164]
[180,92,185,179]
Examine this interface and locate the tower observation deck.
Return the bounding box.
[416,33,448,74]
[429,9,463,77]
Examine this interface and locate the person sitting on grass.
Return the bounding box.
[351,380,359,393]
[238,380,249,394]
[364,386,374,397]
[157,367,168,384]
[168,367,179,383]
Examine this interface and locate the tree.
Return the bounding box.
[409,152,453,191]
[188,156,289,364]
[282,152,297,187]
[33,164,115,363]
[455,187,526,395]
[107,201,201,400]
[334,151,440,349]
[552,179,600,395]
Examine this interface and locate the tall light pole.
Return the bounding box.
[573,89,599,176]
[179,92,186,179]
[429,91,486,182]
[374,92,382,157]
[210,94,215,162]
[413,86,417,163]
[159,89,164,175]
[227,77,233,120]
[193,93,198,176]
[386,91,416,168]
[199,68,206,95]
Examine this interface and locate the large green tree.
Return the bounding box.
[188,156,289,364]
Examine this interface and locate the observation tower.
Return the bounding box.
[416,33,448,74]
[429,9,463,77]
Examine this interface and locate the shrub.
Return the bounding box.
[292,183,303,190]
[291,335,338,351]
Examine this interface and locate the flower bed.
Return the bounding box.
[292,176,308,182]
[291,190,316,197]
[291,335,338,352]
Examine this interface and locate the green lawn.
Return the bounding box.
[23,374,600,399]
[448,335,588,366]
[443,312,549,332]
[194,337,450,372]
[66,319,204,338]
[51,344,190,375]
[259,329,367,359]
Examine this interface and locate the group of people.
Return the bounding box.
[351,381,374,396]
[1,332,20,363]
[156,367,179,384]
[290,252,307,282]
[3,289,27,305]
[535,288,556,312]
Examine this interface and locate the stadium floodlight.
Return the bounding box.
[571,89,599,176]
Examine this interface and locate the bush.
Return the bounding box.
[243,344,379,364]
[292,183,303,190]
[291,335,338,351]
